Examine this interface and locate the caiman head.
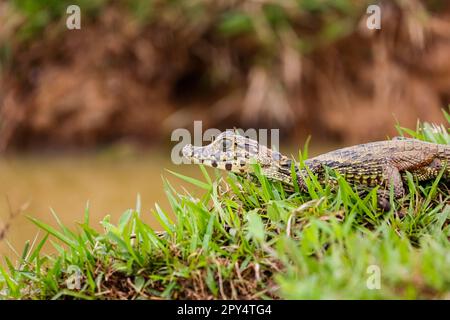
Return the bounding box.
[182,131,294,184]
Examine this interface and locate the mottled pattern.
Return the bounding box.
[182,132,450,209]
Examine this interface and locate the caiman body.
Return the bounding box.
[182,131,450,210]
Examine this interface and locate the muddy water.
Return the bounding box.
[0,144,335,262]
[0,150,204,262]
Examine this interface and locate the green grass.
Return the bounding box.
[0,112,449,299]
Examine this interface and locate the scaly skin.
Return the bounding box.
[182,132,450,210]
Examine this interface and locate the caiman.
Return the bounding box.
[182,131,450,210]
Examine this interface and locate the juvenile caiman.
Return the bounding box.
[182,131,450,210]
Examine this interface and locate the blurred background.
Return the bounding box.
[0,0,449,259]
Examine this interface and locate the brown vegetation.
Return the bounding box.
[1,0,449,151]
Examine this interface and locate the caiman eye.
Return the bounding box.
[222,138,232,151]
[272,152,282,161]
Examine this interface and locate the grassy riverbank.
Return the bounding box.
[1,113,449,299]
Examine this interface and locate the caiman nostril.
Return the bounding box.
[182,144,194,158]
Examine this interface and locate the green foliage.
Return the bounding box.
[0,112,449,299]
[10,0,106,41]
[6,0,378,53]
[218,11,254,37]
[395,110,450,145]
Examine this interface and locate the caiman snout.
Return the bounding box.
[182,144,194,158]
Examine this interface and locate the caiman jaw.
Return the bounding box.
[182,143,237,171]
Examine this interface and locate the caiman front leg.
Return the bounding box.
[377,165,406,211]
[294,162,324,193]
[296,161,408,212]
